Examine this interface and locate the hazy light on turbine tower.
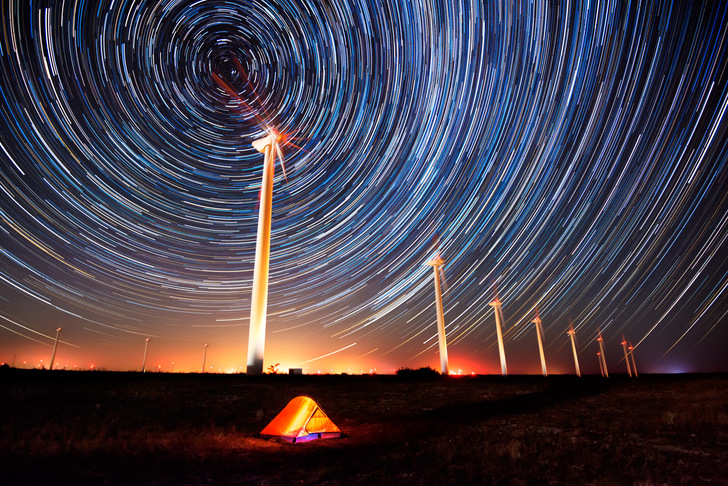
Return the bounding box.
[247,130,285,375]
[426,255,449,375]
[567,324,581,377]
[532,309,547,377]
[489,297,507,376]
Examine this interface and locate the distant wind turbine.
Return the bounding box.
[628,341,638,377]
[142,338,150,373]
[597,352,605,377]
[622,335,638,378]
[426,254,449,375]
[532,309,547,377]
[621,335,633,377]
[597,330,609,377]
[49,327,62,371]
[567,323,581,377]
[489,297,508,376]
[202,344,208,373]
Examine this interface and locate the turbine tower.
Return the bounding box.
[142,338,150,373]
[489,297,508,376]
[567,323,581,377]
[49,327,62,371]
[202,344,208,373]
[597,330,608,377]
[597,352,605,377]
[621,335,633,377]
[628,341,638,377]
[532,309,547,377]
[247,130,286,375]
[426,255,449,375]
[211,66,291,376]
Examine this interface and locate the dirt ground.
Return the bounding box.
[1,369,727,485]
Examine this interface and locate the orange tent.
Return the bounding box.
[260,396,342,443]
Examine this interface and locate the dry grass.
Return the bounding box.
[1,369,726,485]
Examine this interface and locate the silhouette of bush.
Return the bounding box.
[396,366,440,377]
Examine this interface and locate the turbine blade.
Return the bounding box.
[276,143,287,181]
[211,70,265,125]
[230,56,271,122]
[439,265,449,293]
[282,135,311,153]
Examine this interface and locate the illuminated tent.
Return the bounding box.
[260,396,342,443]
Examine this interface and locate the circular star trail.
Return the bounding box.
[1,0,728,372]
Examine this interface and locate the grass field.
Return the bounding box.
[1,369,726,485]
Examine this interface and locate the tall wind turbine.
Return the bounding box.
[489,297,507,376]
[426,255,449,375]
[212,69,289,375]
[246,130,287,375]
[597,330,608,377]
[621,335,633,377]
[567,323,581,377]
[532,309,547,377]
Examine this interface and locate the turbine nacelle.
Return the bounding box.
[426,255,445,267]
[252,130,281,153]
[252,129,287,180]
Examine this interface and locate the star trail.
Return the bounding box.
[1,0,728,373]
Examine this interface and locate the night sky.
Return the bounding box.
[2,0,728,374]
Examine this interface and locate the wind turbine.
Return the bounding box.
[245,129,289,375]
[628,341,638,377]
[489,297,507,376]
[532,309,547,377]
[49,327,62,371]
[621,335,633,377]
[202,344,208,373]
[426,254,449,375]
[567,323,581,377]
[597,352,605,377]
[597,330,608,377]
[212,68,290,375]
[142,338,150,373]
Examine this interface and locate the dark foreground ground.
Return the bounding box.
[1,369,726,485]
